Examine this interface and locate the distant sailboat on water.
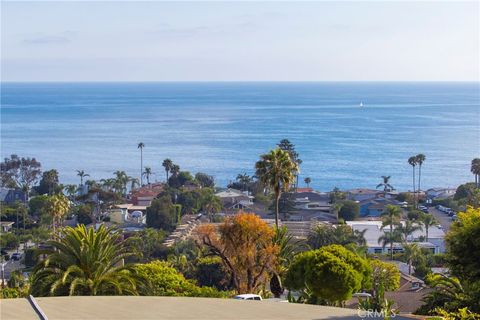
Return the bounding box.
[359,102,364,107]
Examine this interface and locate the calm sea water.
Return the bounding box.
[1,82,479,191]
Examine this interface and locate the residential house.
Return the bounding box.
[0,187,26,205]
[426,188,456,199]
[130,183,164,206]
[346,188,381,202]
[359,198,402,217]
[346,220,445,254]
[215,188,253,210]
[0,221,15,233]
[293,191,331,212]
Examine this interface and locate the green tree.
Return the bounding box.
[445,207,480,283]
[1,155,42,202]
[308,224,366,249]
[255,148,298,228]
[285,245,371,305]
[64,184,77,199]
[338,200,360,221]
[194,257,230,290]
[397,220,422,242]
[471,158,480,188]
[277,139,302,190]
[304,177,311,188]
[195,172,215,188]
[30,225,137,296]
[146,195,177,231]
[421,213,437,242]
[41,194,70,234]
[403,243,422,275]
[380,205,402,260]
[416,154,426,192]
[76,170,89,186]
[236,173,252,191]
[133,260,226,297]
[143,167,152,185]
[137,142,145,185]
[162,158,173,182]
[376,175,395,196]
[369,259,400,310]
[454,183,477,201]
[36,169,61,195]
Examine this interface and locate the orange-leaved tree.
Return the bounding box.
[196,212,279,294]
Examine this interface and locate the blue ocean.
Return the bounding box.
[1,82,479,191]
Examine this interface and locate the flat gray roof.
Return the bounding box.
[0,296,364,320]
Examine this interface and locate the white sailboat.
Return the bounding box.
[359,102,364,107]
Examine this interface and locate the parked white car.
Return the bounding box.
[233,294,262,301]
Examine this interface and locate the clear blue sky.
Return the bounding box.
[1,1,479,81]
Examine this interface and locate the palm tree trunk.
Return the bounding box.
[275,192,280,229]
[418,164,422,193]
[390,224,394,260]
[140,150,143,186]
[412,166,416,208]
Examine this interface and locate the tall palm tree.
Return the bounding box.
[255,148,298,228]
[408,156,417,207]
[304,177,311,188]
[143,167,152,185]
[162,159,173,181]
[202,194,223,222]
[236,173,252,191]
[471,158,480,188]
[76,170,90,186]
[421,213,437,242]
[416,154,426,192]
[30,225,137,296]
[137,142,145,185]
[403,243,422,275]
[376,175,394,196]
[380,205,402,260]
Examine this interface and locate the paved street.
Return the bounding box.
[428,207,452,232]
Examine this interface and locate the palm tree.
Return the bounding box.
[403,243,422,275]
[202,194,223,222]
[114,171,129,196]
[376,175,394,196]
[76,170,90,186]
[162,159,173,181]
[380,205,402,260]
[304,177,311,188]
[64,184,77,199]
[236,173,252,191]
[397,220,422,243]
[30,225,137,296]
[170,164,180,177]
[270,226,304,298]
[137,142,145,185]
[129,177,140,190]
[255,148,298,228]
[471,158,480,188]
[42,194,70,235]
[421,213,437,242]
[408,156,417,207]
[416,154,426,192]
[143,167,152,185]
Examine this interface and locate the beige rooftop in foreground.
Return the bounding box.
[0,296,371,320]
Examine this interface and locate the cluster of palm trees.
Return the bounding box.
[378,205,437,274]
[408,154,426,206]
